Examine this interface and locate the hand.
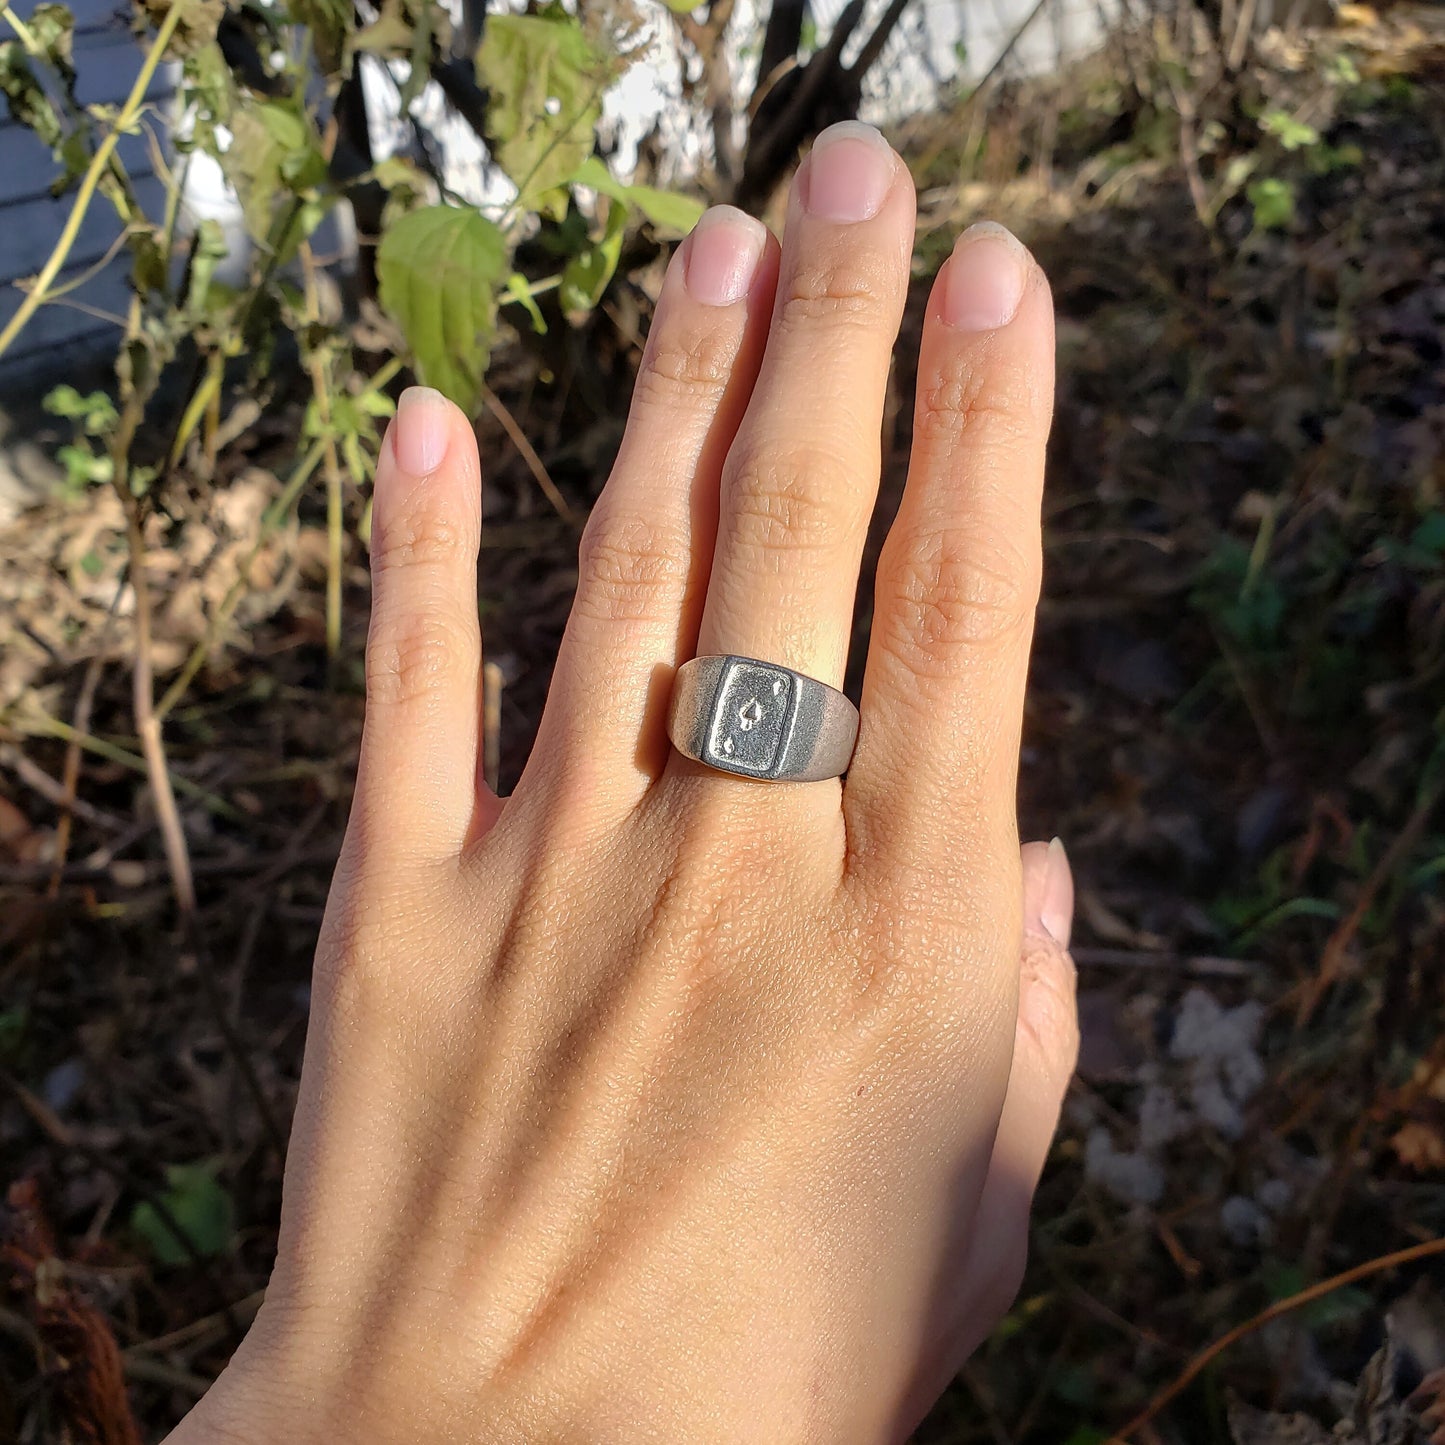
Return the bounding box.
[168,121,1077,1444]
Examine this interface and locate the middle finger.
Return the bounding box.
[692,122,916,692]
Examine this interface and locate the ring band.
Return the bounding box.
[667,655,860,782]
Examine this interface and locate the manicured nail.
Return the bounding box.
[685,206,768,307]
[1041,837,1074,949]
[392,386,451,475]
[804,121,895,223]
[943,222,1029,331]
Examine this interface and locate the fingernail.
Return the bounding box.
[1041,837,1074,949]
[685,206,768,307]
[392,386,451,475]
[942,222,1029,331]
[804,121,895,223]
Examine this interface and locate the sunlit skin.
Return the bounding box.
[166,122,1079,1444]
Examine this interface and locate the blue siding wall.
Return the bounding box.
[0,0,173,384]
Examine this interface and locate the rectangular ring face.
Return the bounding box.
[705,660,794,775]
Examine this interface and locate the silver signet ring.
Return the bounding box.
[667,655,859,782]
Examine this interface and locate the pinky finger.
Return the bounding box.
[956,837,1077,1346]
[898,839,1077,1429]
[354,389,497,864]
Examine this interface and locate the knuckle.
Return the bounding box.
[877,523,1040,673]
[722,440,864,560]
[366,605,474,709]
[573,509,689,625]
[373,495,469,578]
[914,351,1045,454]
[634,323,738,406]
[1019,935,1081,1065]
[776,248,895,335]
[314,877,444,1004]
[315,882,393,996]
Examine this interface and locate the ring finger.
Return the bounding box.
[521,206,780,809]
[690,122,916,698]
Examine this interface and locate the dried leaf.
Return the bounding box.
[475,13,612,204]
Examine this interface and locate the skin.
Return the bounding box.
[166,125,1078,1444]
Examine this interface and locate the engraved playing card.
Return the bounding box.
[705,661,794,774]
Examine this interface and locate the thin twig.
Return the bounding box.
[1109,1235,1445,1441]
[0,0,183,360]
[186,916,288,1163]
[0,744,123,832]
[116,1354,212,1398]
[300,240,348,659]
[114,481,288,1159]
[959,1361,1013,1445]
[971,0,1054,95]
[127,1290,266,1358]
[0,846,338,887]
[1227,0,1258,70]
[49,583,123,889]
[1166,70,1213,231]
[1295,780,1442,1024]
[5,714,242,821]
[480,384,575,523]
[118,483,195,915]
[1072,946,1256,977]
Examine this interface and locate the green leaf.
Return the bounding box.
[223,101,326,246]
[398,0,433,109]
[1261,1263,1370,1330]
[184,217,231,319]
[1221,152,1259,192]
[0,1006,29,1061]
[181,41,233,138]
[45,385,117,433]
[1328,51,1361,85]
[560,199,626,315]
[0,42,64,149]
[349,0,414,60]
[475,13,612,205]
[131,225,167,295]
[28,4,76,83]
[130,1162,235,1265]
[657,0,700,11]
[1411,511,1445,557]
[1261,108,1320,150]
[1051,1362,1098,1407]
[1247,176,1295,231]
[571,156,705,234]
[377,205,508,411]
[503,272,549,334]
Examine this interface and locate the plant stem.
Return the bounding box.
[300,241,347,658]
[1109,1234,1445,1441]
[0,0,183,361]
[0,4,40,53]
[108,397,196,915]
[481,384,574,522]
[10,713,242,820]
